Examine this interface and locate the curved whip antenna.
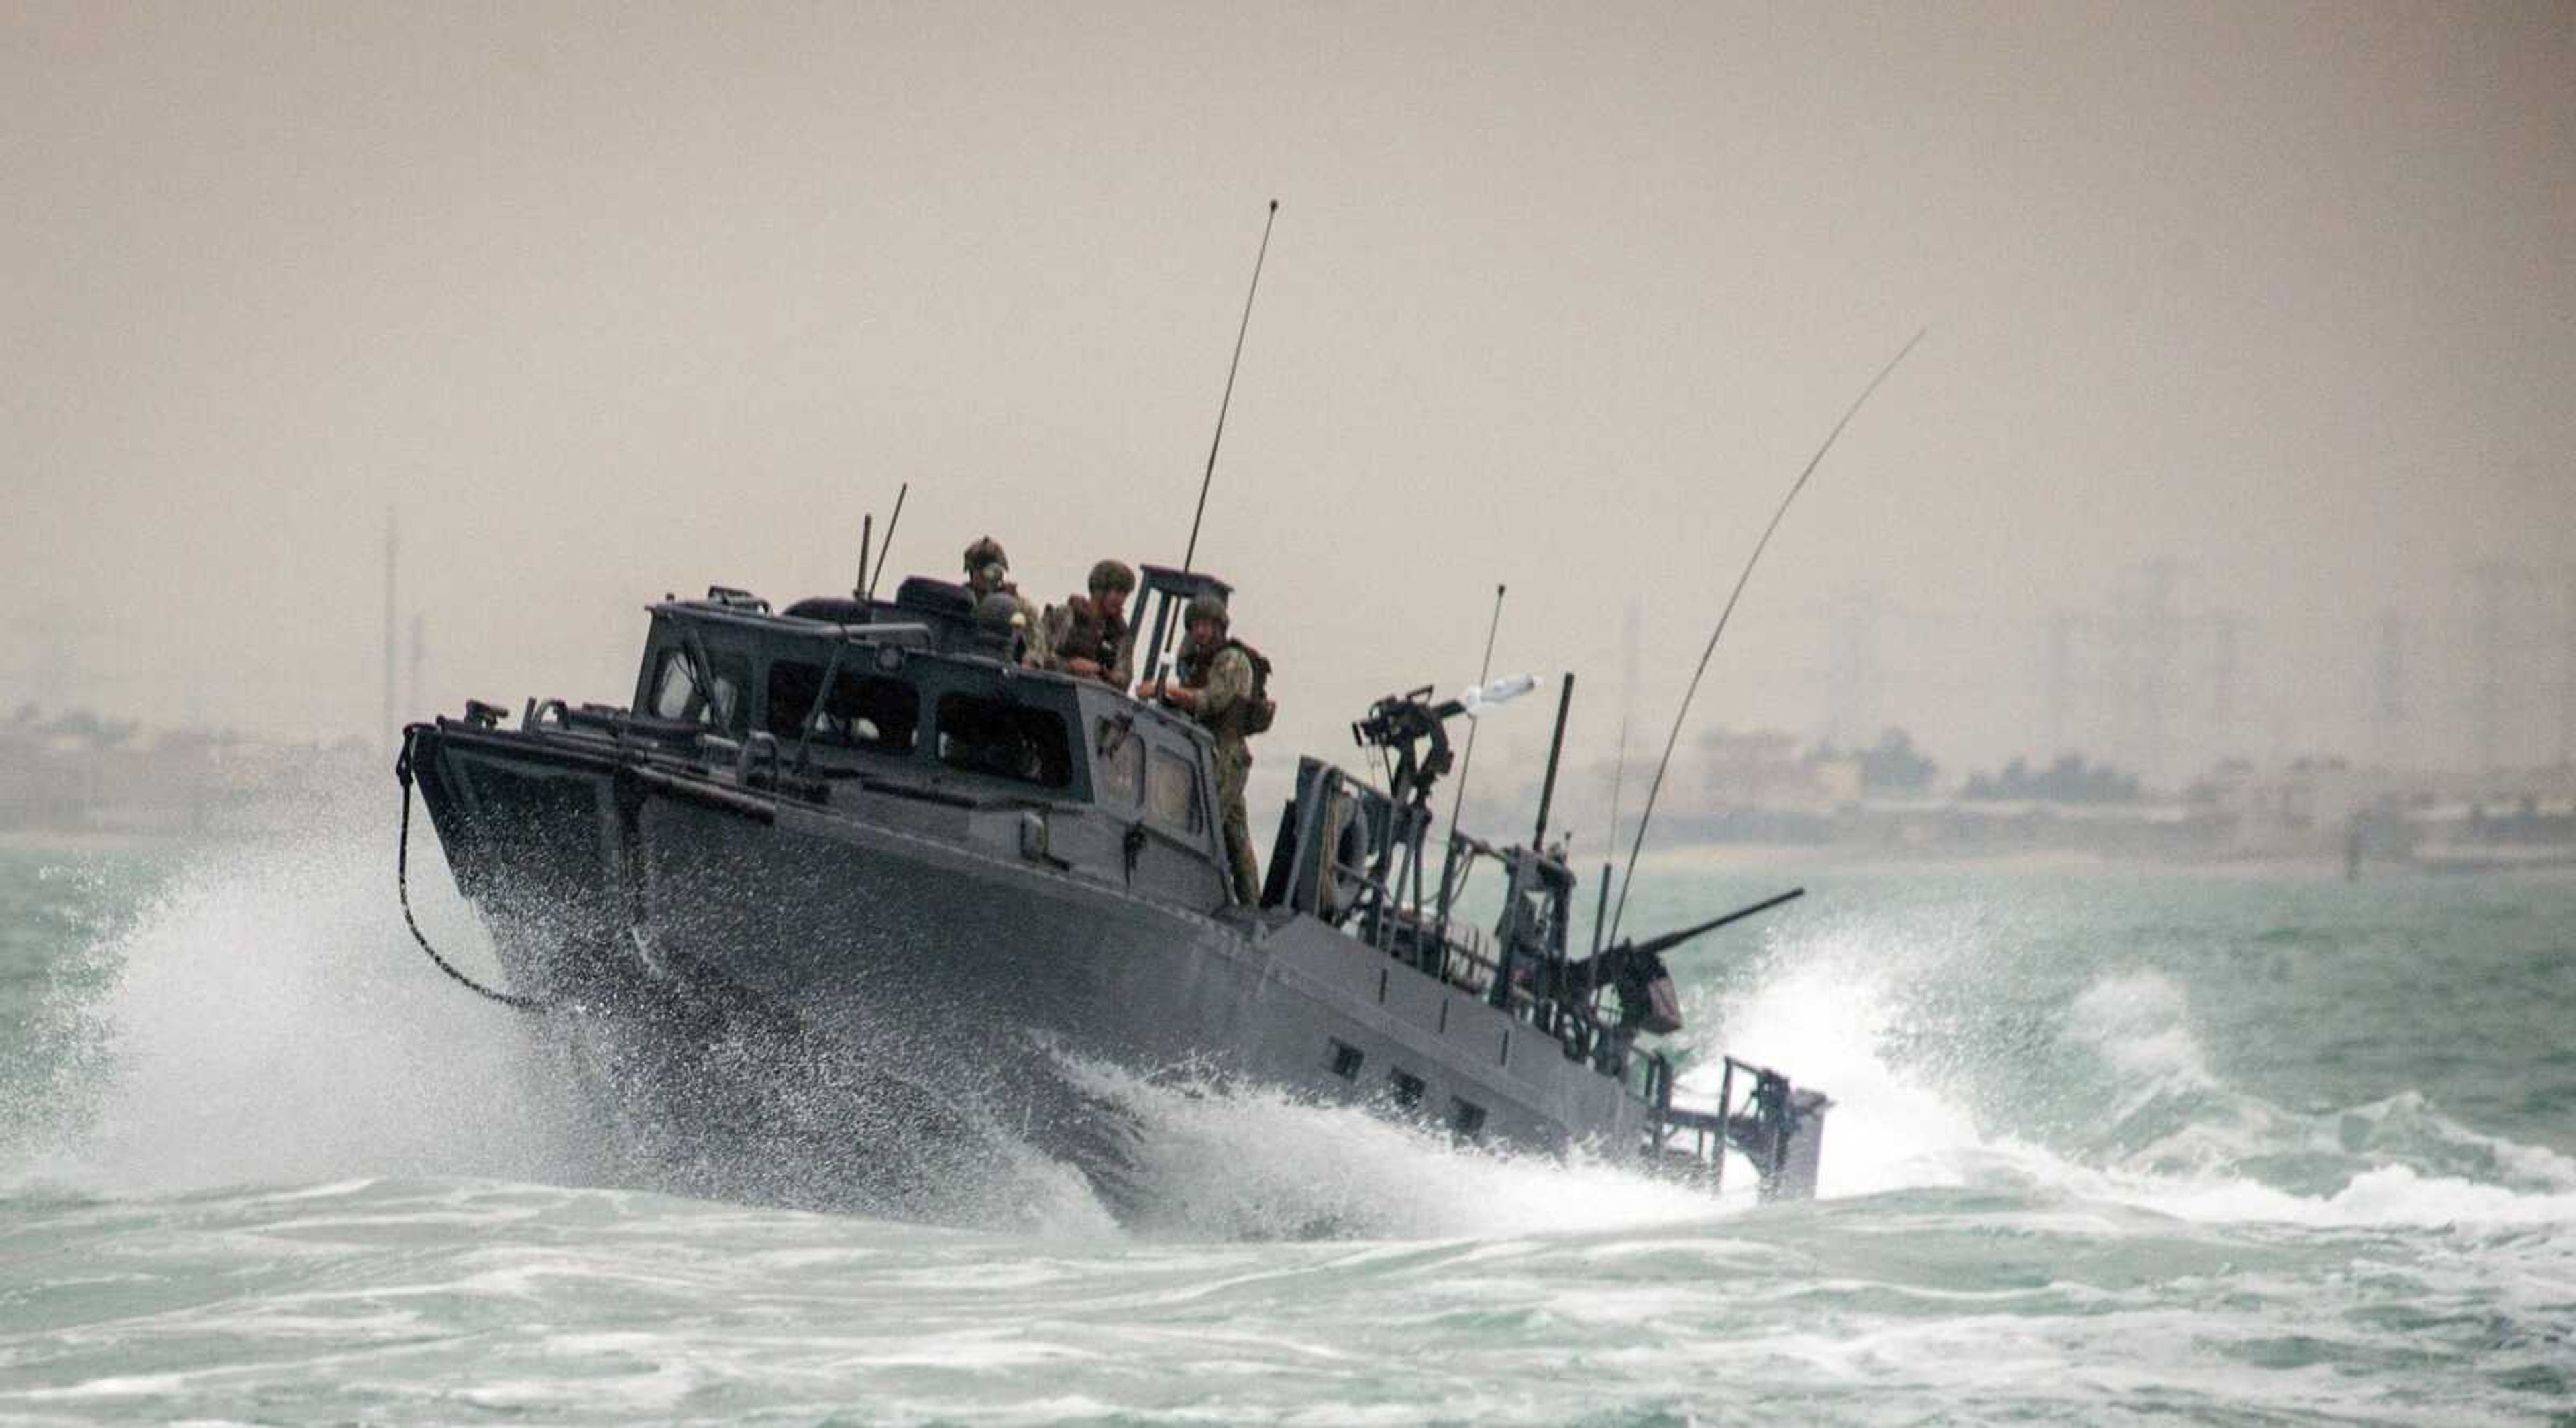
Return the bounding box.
[1182,199,1279,573]
[1445,583,1507,836]
[1607,329,1927,946]
[1605,598,1639,865]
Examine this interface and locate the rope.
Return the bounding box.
[395,738,553,1013]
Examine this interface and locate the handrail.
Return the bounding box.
[823,621,934,647]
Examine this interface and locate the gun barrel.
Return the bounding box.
[1627,887,1806,960]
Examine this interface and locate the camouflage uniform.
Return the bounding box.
[1180,641,1261,905]
[1041,595,1131,687]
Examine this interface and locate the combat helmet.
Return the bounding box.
[1087,559,1136,596]
[973,590,1024,629]
[963,536,1010,598]
[1185,592,1230,631]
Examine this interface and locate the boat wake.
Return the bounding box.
[1688,919,2576,1235]
[9,806,2572,1251]
[1049,1056,1730,1241]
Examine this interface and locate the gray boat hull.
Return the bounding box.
[410,722,1656,1215]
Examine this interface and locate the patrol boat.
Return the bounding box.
[397,563,1830,1212]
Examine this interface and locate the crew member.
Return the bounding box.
[1042,559,1136,685]
[972,588,1032,663]
[962,536,1014,601]
[1140,594,1265,905]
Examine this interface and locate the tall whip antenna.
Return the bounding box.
[1607,329,1927,946]
[1606,598,1639,865]
[1181,199,1279,574]
[1591,599,1639,960]
[1446,583,1508,836]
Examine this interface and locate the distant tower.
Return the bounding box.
[36,620,75,711]
[2371,608,2406,769]
[2205,608,2244,767]
[1606,597,1640,862]
[2043,610,2075,756]
[2561,570,2575,765]
[407,613,427,728]
[382,510,398,758]
[1824,585,1884,749]
[2130,559,2182,784]
[2463,561,2515,772]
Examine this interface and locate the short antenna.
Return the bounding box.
[864,481,908,603]
[1607,329,1927,946]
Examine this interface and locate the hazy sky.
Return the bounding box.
[6,3,2571,801]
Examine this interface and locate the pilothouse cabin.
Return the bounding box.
[616,576,1240,911]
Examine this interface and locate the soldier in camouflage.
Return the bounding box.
[1138,592,1263,905]
[961,536,1014,601]
[1040,559,1136,686]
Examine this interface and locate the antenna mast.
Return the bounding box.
[1607,330,1927,946]
[1446,584,1507,836]
[865,482,908,603]
[1144,202,1283,692]
[1182,199,1279,575]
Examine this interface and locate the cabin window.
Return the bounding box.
[934,695,1073,788]
[1450,1097,1487,1139]
[649,647,750,733]
[1094,719,1143,805]
[1327,1039,1364,1081]
[765,662,918,753]
[1389,1069,1426,1111]
[1146,747,1204,832]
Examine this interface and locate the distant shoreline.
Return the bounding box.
[0,828,187,857]
[1632,842,2576,882]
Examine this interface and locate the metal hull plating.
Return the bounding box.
[411,722,1654,1210]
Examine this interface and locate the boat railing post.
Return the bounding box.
[1487,850,1527,1010]
[1651,1052,1676,1154]
[1140,593,1177,691]
[789,637,852,774]
[1530,673,1575,852]
[1282,763,1324,916]
[1714,1058,1735,1191]
[1430,824,1462,952]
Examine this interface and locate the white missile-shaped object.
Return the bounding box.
[1454,672,1541,719]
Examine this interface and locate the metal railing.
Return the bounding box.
[1648,1054,1805,1195]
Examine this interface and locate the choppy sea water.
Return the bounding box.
[1,803,2571,1424]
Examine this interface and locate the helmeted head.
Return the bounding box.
[963,537,1009,598]
[1184,592,1229,650]
[1087,559,1136,620]
[972,590,1024,645]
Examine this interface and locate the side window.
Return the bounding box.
[1389,1069,1426,1111]
[651,654,694,718]
[935,695,1073,788]
[1095,719,1143,804]
[766,662,918,753]
[1147,747,1205,832]
[649,647,749,734]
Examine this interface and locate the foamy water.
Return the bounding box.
[2,810,2571,1423]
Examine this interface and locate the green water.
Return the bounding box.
[1,827,2570,1424]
